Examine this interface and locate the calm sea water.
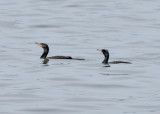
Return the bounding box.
[0,0,160,114]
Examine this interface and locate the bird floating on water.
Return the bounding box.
[36,43,85,63]
[98,49,131,67]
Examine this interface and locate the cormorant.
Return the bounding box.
[98,49,131,65]
[36,43,85,60]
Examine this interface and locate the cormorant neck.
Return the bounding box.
[102,52,109,64]
[41,46,49,59]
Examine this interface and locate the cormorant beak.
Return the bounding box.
[97,49,103,54]
[35,42,43,47]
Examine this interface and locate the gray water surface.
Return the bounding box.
[0,0,160,114]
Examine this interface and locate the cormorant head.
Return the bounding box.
[97,49,109,57]
[98,49,109,64]
[39,43,49,49]
[101,49,109,56]
[36,43,49,59]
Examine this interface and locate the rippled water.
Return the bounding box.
[0,0,160,114]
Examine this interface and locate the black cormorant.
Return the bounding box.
[98,49,131,65]
[36,43,85,60]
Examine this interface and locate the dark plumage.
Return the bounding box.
[36,43,85,60]
[99,49,131,64]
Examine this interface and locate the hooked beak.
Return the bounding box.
[97,49,103,54]
[35,42,43,47]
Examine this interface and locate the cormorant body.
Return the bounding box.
[36,43,85,60]
[99,49,131,64]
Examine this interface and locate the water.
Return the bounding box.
[0,0,160,114]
